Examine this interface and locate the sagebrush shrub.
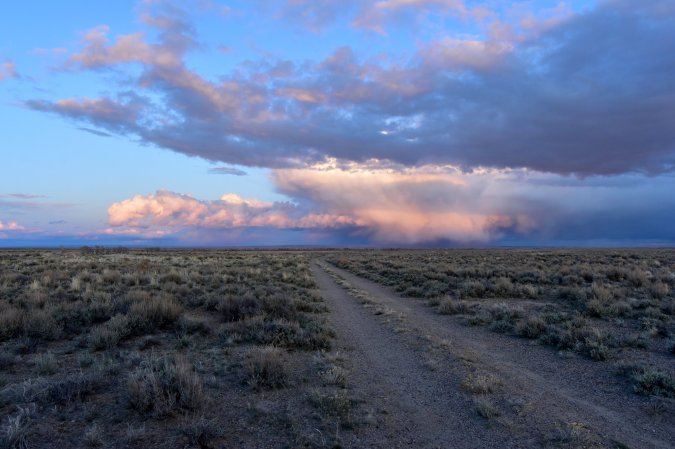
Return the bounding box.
[128,355,204,416]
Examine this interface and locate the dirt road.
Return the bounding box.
[311,260,674,449]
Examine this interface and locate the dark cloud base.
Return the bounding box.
[25,0,675,176]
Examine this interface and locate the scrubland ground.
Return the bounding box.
[1,249,673,449]
[326,250,675,368]
[0,250,357,449]
[322,249,674,448]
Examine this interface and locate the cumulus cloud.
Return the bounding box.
[273,162,536,244]
[104,177,535,245]
[0,221,24,231]
[92,159,675,246]
[107,190,359,234]
[64,12,194,71]
[0,220,25,240]
[272,162,675,245]
[26,0,675,176]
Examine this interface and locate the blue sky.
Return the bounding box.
[1,0,675,247]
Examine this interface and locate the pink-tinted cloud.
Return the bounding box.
[0,220,27,240]
[107,190,359,233]
[0,60,19,81]
[420,36,514,71]
[65,12,193,71]
[26,95,144,133]
[519,1,574,34]
[272,162,535,244]
[0,221,23,231]
[106,164,547,245]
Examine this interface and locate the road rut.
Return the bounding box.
[311,262,519,448]
[313,260,674,449]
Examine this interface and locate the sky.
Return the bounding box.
[1,0,675,247]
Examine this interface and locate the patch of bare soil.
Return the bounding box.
[313,261,674,449]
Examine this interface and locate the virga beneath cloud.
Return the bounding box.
[11,0,675,245]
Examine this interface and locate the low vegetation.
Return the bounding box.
[0,249,339,448]
[328,249,675,392]
[3,248,673,447]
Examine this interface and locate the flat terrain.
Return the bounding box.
[1,249,673,448]
[314,260,674,448]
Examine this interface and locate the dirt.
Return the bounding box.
[311,260,675,449]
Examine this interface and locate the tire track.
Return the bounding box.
[311,262,518,449]
[320,261,674,449]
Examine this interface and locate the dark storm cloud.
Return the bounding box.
[25,0,675,175]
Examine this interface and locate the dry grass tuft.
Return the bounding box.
[245,346,288,389]
[462,373,500,395]
[127,355,205,416]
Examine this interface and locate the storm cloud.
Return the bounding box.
[25,0,675,176]
[8,0,675,247]
[103,165,675,246]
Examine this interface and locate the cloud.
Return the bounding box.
[77,127,114,137]
[107,190,359,234]
[272,161,675,245]
[269,0,358,32]
[0,221,24,231]
[351,0,470,34]
[273,162,535,244]
[208,166,247,176]
[0,193,46,199]
[0,60,19,81]
[26,95,145,134]
[26,0,675,176]
[31,47,69,56]
[0,194,77,214]
[271,0,479,34]
[64,20,192,70]
[106,163,675,247]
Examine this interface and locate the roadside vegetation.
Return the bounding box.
[0,249,346,448]
[327,249,675,397]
